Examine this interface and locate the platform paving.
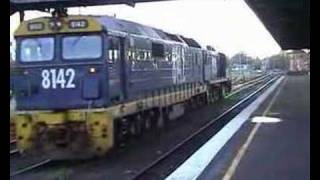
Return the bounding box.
[198,75,310,180]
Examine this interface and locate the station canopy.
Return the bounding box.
[10,0,309,50]
[10,0,170,15]
[245,0,309,50]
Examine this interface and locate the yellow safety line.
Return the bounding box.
[222,77,287,180]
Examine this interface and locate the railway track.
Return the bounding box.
[10,159,52,177]
[131,75,280,180]
[227,73,272,98]
[10,113,52,178]
[10,121,18,156]
[230,71,264,86]
[10,140,18,155]
[10,136,51,177]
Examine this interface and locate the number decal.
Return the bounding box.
[50,69,57,89]
[56,69,66,88]
[65,69,76,88]
[41,68,76,89]
[41,70,51,89]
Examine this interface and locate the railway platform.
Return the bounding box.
[167,75,310,180]
[199,75,309,180]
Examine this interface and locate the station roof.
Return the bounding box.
[245,0,309,50]
[10,0,309,50]
[10,0,170,15]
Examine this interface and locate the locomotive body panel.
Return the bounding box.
[12,64,109,110]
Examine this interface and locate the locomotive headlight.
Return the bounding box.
[49,21,54,27]
[56,21,62,27]
[89,67,96,73]
[49,19,63,31]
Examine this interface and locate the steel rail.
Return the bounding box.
[10,140,18,155]
[10,159,52,177]
[231,73,270,91]
[226,74,272,98]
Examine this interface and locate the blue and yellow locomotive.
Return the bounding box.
[10,11,231,159]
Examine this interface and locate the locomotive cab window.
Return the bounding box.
[152,43,164,58]
[62,35,102,60]
[20,37,54,62]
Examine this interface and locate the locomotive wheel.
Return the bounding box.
[221,86,227,98]
[199,94,206,106]
[190,97,198,109]
[136,114,143,135]
[210,93,215,103]
[129,120,137,136]
[129,114,144,136]
[196,95,202,107]
[194,96,200,107]
[203,93,209,105]
[156,108,168,129]
[218,86,225,99]
[117,131,125,144]
[149,110,158,128]
[207,92,213,104]
[185,99,192,111]
[143,113,152,131]
[213,89,219,102]
[117,118,128,142]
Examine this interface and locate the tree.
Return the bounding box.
[230,52,261,69]
[263,53,290,70]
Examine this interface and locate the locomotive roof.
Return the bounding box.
[14,14,204,49]
[95,15,202,48]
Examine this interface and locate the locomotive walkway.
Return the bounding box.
[168,75,310,180]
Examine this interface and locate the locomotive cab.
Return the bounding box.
[12,17,112,111]
[11,16,117,159]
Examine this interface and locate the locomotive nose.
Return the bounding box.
[12,65,107,110]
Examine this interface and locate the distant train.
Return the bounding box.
[288,58,309,75]
[10,11,231,159]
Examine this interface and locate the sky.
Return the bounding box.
[10,0,281,58]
